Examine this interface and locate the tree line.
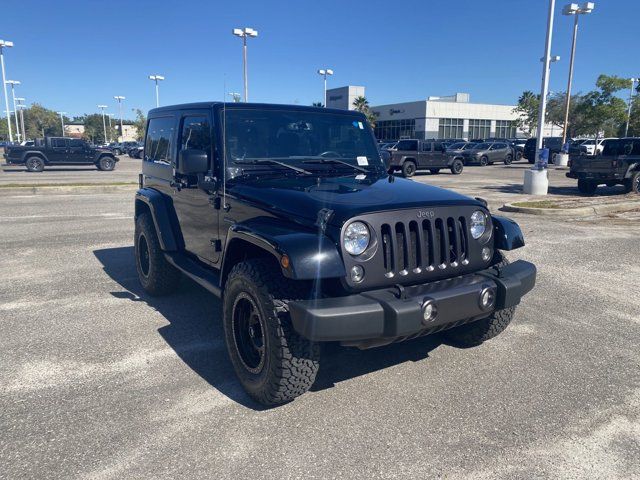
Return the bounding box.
[514,74,639,138]
[0,104,147,143]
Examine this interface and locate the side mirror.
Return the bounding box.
[177,148,208,175]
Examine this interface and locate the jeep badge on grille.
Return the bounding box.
[417,210,435,219]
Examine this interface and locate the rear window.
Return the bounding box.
[603,139,640,156]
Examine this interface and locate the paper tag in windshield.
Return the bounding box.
[358,122,364,129]
[356,156,369,166]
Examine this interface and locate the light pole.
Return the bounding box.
[97,105,108,144]
[15,98,26,140]
[317,69,334,107]
[232,27,258,102]
[0,39,14,143]
[561,2,595,145]
[107,114,114,142]
[5,80,21,142]
[625,78,638,137]
[57,112,66,137]
[148,75,164,108]
[114,96,125,141]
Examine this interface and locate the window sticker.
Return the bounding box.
[356,156,369,166]
[358,122,364,129]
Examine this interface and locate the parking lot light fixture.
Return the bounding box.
[15,98,26,141]
[561,2,595,145]
[114,96,125,141]
[97,105,109,144]
[0,39,14,142]
[232,27,258,102]
[317,68,334,107]
[148,75,164,108]
[56,112,66,137]
[625,78,638,137]
[6,80,21,142]
[106,113,114,142]
[228,92,241,103]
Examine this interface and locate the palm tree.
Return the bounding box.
[311,102,324,108]
[352,96,369,113]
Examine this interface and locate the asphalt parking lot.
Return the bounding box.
[1,160,639,478]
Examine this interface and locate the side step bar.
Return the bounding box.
[164,252,222,297]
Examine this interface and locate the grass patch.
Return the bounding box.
[0,182,137,188]
[512,200,562,209]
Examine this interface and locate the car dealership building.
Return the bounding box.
[325,86,538,141]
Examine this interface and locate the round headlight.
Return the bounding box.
[470,211,487,239]
[344,221,370,255]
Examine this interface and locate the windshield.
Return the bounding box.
[473,142,491,149]
[223,109,382,171]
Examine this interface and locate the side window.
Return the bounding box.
[144,117,175,164]
[180,116,212,153]
[52,138,68,148]
[421,142,431,152]
[69,139,84,148]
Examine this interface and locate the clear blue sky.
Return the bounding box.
[2,0,638,119]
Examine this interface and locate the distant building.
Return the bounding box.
[64,123,85,138]
[325,86,366,110]
[63,123,138,141]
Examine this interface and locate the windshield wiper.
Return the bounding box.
[234,158,311,175]
[301,157,368,173]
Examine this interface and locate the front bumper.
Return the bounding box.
[289,260,536,343]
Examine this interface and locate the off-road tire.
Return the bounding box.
[223,259,320,406]
[625,171,640,194]
[134,212,181,296]
[97,156,116,171]
[480,156,489,167]
[443,252,515,347]
[430,168,440,175]
[450,159,464,175]
[25,156,45,172]
[402,161,417,177]
[577,179,597,196]
[114,148,122,156]
[504,154,513,165]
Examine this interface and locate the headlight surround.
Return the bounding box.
[470,210,487,240]
[343,221,370,255]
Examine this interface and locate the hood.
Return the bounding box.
[228,172,483,227]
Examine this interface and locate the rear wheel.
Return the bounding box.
[402,161,417,177]
[480,156,489,167]
[577,179,597,196]
[443,252,515,347]
[25,156,45,172]
[450,159,464,175]
[625,171,640,194]
[515,151,523,161]
[223,259,320,405]
[504,154,513,165]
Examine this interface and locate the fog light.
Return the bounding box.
[350,265,364,283]
[421,300,438,324]
[479,287,496,310]
[481,247,492,262]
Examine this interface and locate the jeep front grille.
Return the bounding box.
[380,217,469,277]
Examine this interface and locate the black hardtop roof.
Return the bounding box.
[148,102,367,118]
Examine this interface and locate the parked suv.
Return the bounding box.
[523,137,563,163]
[133,102,536,405]
[389,139,464,176]
[461,142,514,166]
[567,137,640,195]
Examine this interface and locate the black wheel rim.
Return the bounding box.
[232,293,266,374]
[103,159,113,169]
[407,164,415,175]
[28,158,40,170]
[454,162,462,173]
[481,157,487,166]
[138,234,150,277]
[634,175,640,193]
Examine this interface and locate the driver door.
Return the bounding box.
[171,111,220,265]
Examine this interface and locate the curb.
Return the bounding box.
[501,200,639,217]
[0,184,138,196]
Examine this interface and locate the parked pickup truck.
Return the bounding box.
[567,137,640,195]
[389,139,464,177]
[4,137,118,172]
[133,102,536,405]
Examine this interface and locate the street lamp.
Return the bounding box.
[15,97,26,141]
[228,92,241,103]
[0,39,14,142]
[56,112,66,137]
[625,78,638,137]
[114,96,125,141]
[317,68,334,107]
[107,113,114,142]
[97,105,109,144]
[561,2,595,145]
[6,80,21,142]
[232,27,258,102]
[148,75,164,108]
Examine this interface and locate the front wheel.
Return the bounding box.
[402,161,417,177]
[98,156,116,171]
[577,179,597,196]
[450,159,464,175]
[624,172,640,194]
[223,259,320,406]
[25,156,45,172]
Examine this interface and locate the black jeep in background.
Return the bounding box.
[523,137,563,163]
[388,139,464,177]
[567,137,640,195]
[134,102,536,405]
[3,137,118,172]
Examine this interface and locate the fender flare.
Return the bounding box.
[221,217,346,282]
[96,152,119,163]
[492,215,525,251]
[134,188,180,251]
[21,150,48,164]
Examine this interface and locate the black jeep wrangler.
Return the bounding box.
[134,102,536,405]
[567,137,640,195]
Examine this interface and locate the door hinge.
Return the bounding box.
[210,239,222,252]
